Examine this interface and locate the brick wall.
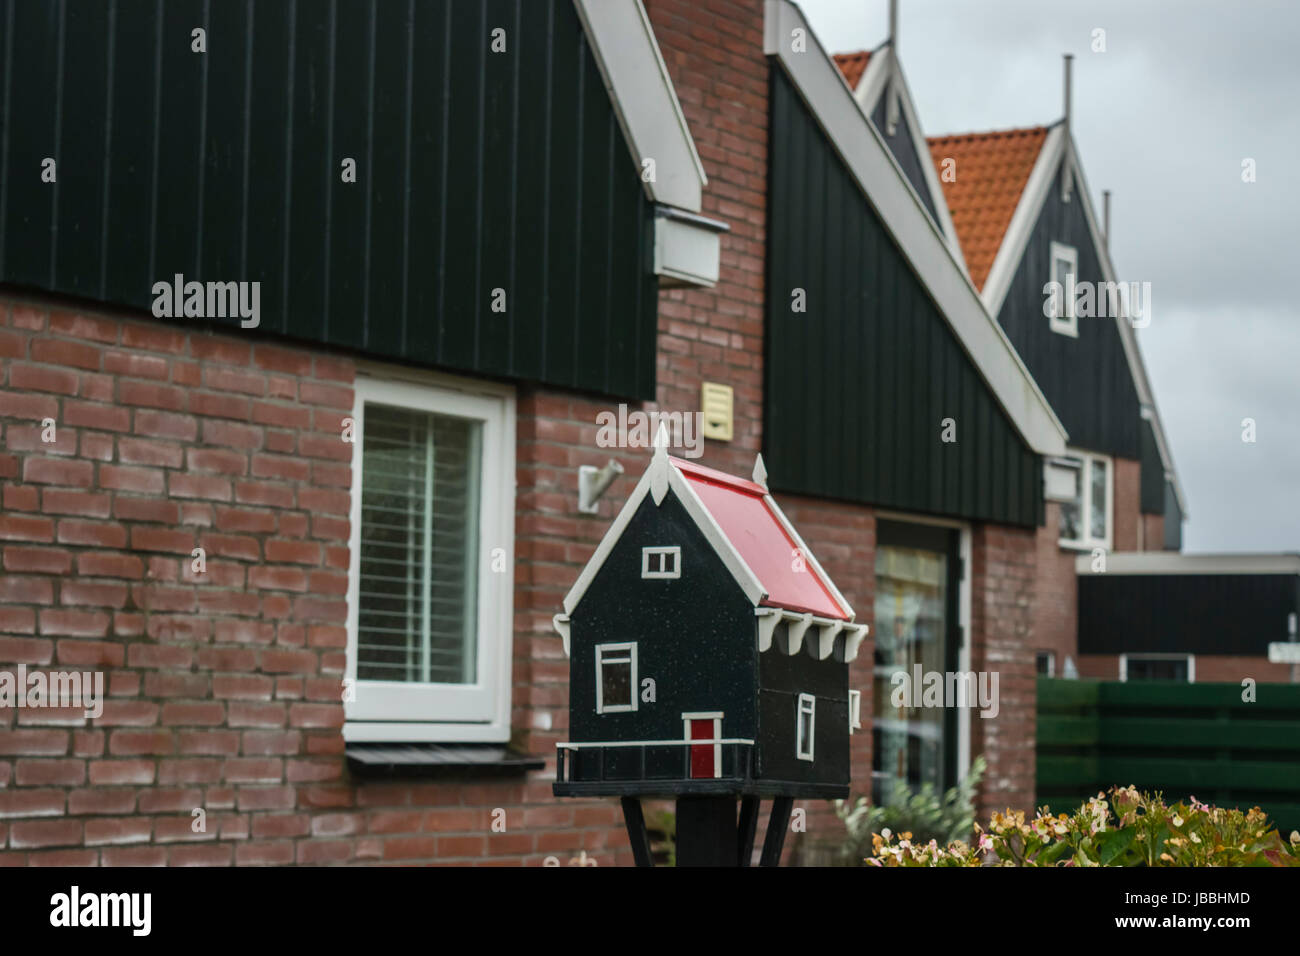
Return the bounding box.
[969,524,1038,820]
[1113,457,1140,552]
[1140,513,1165,552]
[0,297,645,866]
[1032,502,1079,676]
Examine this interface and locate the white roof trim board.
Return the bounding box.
[573,0,708,213]
[558,440,767,624]
[764,0,1067,458]
[978,123,1187,517]
[845,44,967,274]
[1075,553,1300,576]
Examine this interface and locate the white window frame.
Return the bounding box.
[641,545,681,579]
[1120,653,1195,684]
[848,689,861,733]
[595,642,638,714]
[796,693,816,762]
[1048,241,1079,338]
[1036,651,1056,678]
[344,369,516,743]
[1051,449,1113,553]
[682,711,723,779]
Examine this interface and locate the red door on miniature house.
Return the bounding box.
[684,713,722,779]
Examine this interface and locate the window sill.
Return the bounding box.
[345,743,545,778]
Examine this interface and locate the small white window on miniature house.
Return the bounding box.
[1048,241,1079,337]
[595,643,637,714]
[848,690,861,733]
[641,546,681,579]
[796,693,816,761]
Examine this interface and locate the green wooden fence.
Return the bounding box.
[1037,678,1300,831]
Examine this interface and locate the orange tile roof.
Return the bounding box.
[926,126,1050,291]
[832,50,871,90]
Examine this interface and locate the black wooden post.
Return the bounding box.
[621,797,656,868]
[675,796,738,866]
[758,796,794,866]
[736,795,760,866]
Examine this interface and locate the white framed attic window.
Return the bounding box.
[1049,450,1112,552]
[595,643,638,714]
[344,371,516,743]
[1048,241,1079,338]
[796,693,816,762]
[1121,654,1194,683]
[848,689,861,733]
[641,546,681,579]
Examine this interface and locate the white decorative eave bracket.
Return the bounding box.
[755,608,869,662]
[553,613,572,658]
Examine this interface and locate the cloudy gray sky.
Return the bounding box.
[797,0,1300,553]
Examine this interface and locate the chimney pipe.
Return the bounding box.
[1063,53,1073,127]
[1103,190,1111,249]
[889,0,898,49]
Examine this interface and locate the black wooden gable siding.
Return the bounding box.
[1079,572,1299,657]
[765,68,1042,529]
[1139,419,1164,515]
[995,160,1140,459]
[869,95,940,228]
[0,0,656,400]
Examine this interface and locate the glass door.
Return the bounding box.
[872,521,960,806]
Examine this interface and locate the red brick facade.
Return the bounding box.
[0,0,1186,867]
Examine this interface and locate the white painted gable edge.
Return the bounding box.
[847,44,968,275]
[557,451,768,622]
[764,0,1066,458]
[573,0,707,214]
[980,126,1187,517]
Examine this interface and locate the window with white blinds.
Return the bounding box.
[345,374,515,742]
[358,404,481,685]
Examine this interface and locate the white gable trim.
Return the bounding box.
[763,494,855,620]
[1066,144,1187,518]
[764,0,1066,456]
[558,461,767,622]
[573,0,707,213]
[980,124,1065,319]
[848,46,965,271]
[981,124,1186,516]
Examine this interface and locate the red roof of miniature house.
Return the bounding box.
[672,457,852,621]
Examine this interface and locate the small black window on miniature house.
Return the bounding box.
[595,643,638,714]
[641,546,681,579]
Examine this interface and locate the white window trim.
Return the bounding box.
[796,693,816,762]
[595,642,638,714]
[1048,241,1079,337]
[682,712,723,779]
[848,689,861,733]
[1054,449,1113,553]
[1037,651,1056,678]
[344,370,516,743]
[641,545,681,579]
[1119,653,1195,684]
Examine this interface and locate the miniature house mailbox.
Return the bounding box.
[552,429,868,866]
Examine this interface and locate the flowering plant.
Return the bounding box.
[866,787,1300,867]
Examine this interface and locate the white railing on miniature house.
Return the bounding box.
[555,738,757,785]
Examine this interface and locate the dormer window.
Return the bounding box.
[641,546,681,579]
[1048,241,1079,337]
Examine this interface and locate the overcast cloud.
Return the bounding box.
[796,0,1300,552]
